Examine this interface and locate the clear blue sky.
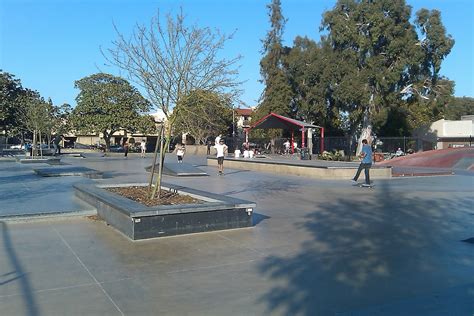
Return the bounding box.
[1,0,473,109]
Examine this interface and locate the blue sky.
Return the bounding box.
[1,0,473,109]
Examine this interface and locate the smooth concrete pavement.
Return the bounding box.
[0,154,473,315]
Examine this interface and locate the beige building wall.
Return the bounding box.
[430,119,474,149]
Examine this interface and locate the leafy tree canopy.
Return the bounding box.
[0,70,26,136]
[266,0,456,138]
[172,89,232,145]
[444,96,474,120]
[254,0,293,138]
[72,73,151,150]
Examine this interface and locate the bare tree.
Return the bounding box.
[103,9,242,198]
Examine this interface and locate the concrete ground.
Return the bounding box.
[0,153,473,315]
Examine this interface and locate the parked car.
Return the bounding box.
[74,143,92,149]
[109,145,124,152]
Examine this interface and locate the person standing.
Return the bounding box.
[214,138,228,175]
[206,139,212,155]
[176,143,186,163]
[351,139,373,185]
[140,140,146,158]
[283,139,290,155]
[52,134,62,156]
[123,139,129,158]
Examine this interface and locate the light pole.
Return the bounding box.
[232,106,236,151]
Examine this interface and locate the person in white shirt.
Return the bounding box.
[140,140,146,158]
[215,134,222,145]
[176,144,186,163]
[283,139,290,154]
[214,138,228,175]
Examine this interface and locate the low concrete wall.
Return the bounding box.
[207,157,392,179]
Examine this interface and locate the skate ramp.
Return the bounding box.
[146,162,208,176]
[379,148,474,170]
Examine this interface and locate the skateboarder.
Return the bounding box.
[214,138,228,175]
[351,139,372,185]
[52,134,63,155]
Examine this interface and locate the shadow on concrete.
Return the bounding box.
[98,172,131,179]
[253,213,271,226]
[257,182,474,315]
[0,222,39,315]
[0,173,41,185]
[222,179,300,197]
[221,170,252,176]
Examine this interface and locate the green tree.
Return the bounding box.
[0,70,25,139]
[20,89,55,156]
[285,37,346,135]
[172,90,233,145]
[104,9,241,198]
[444,96,474,120]
[321,0,454,151]
[255,0,293,124]
[72,73,151,151]
[52,102,73,136]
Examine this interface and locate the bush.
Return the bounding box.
[318,150,345,161]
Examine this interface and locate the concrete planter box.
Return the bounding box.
[74,183,255,240]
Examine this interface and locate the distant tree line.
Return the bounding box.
[254,0,471,138]
[0,70,157,152]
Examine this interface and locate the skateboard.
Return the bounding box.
[353,183,374,188]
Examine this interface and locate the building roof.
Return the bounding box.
[235,108,253,116]
[248,112,321,131]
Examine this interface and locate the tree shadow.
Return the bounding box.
[0,222,39,315]
[221,178,300,196]
[0,173,41,185]
[257,182,474,315]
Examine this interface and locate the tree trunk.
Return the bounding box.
[39,130,43,158]
[104,133,111,152]
[148,125,163,193]
[150,127,167,199]
[356,111,372,157]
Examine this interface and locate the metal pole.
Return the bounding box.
[232,106,235,151]
[301,128,305,148]
[291,131,294,154]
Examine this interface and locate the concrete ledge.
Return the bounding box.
[74,182,256,240]
[17,157,61,164]
[34,166,103,179]
[207,157,392,179]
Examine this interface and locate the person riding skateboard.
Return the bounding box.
[351,139,372,185]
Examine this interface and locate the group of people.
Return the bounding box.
[121,134,375,183]
[283,139,298,155]
[122,139,147,158]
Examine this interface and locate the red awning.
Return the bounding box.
[247,112,321,131]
